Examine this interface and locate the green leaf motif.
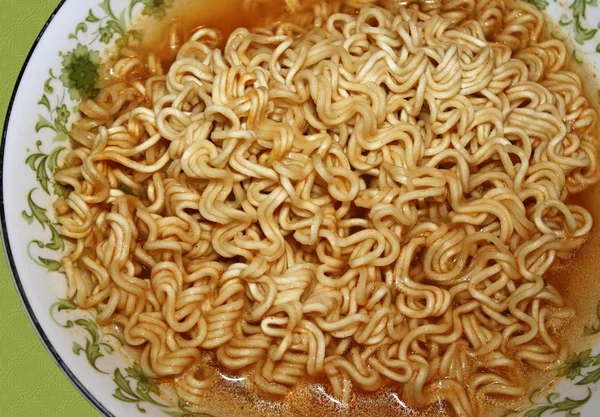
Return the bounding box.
[553,389,592,411]
[126,363,161,396]
[35,115,57,133]
[584,325,600,335]
[570,0,598,19]
[558,350,593,380]
[53,182,73,198]
[55,299,77,312]
[38,95,51,112]
[45,225,64,251]
[25,153,45,171]
[526,0,549,11]
[68,22,88,40]
[560,14,573,26]
[85,9,101,23]
[44,79,54,94]
[114,369,139,399]
[36,156,51,194]
[22,189,50,227]
[43,69,56,94]
[51,310,115,373]
[72,342,84,355]
[524,405,555,417]
[99,0,118,20]
[577,362,600,385]
[73,338,107,374]
[129,0,145,20]
[117,29,143,47]
[112,367,166,413]
[571,49,584,64]
[573,16,597,44]
[49,299,77,328]
[53,133,68,143]
[583,300,600,335]
[38,257,61,271]
[25,145,65,196]
[522,390,592,417]
[128,29,142,42]
[113,371,217,417]
[113,388,141,405]
[141,0,173,19]
[75,318,100,342]
[111,359,216,415]
[107,19,124,35]
[554,0,600,56]
[163,399,215,417]
[47,147,63,172]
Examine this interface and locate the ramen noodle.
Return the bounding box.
[53,0,600,415]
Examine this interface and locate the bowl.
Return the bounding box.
[4,0,600,416]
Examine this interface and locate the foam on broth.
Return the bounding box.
[102,1,600,415]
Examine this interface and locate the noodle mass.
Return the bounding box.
[54,0,600,415]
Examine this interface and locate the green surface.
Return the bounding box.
[0,0,100,415]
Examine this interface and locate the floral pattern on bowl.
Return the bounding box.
[5,0,600,416]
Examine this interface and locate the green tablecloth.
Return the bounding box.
[0,1,100,415]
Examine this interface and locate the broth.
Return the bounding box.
[125,0,298,71]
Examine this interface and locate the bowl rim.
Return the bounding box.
[0,1,113,415]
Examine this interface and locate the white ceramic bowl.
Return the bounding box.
[4,1,600,416]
